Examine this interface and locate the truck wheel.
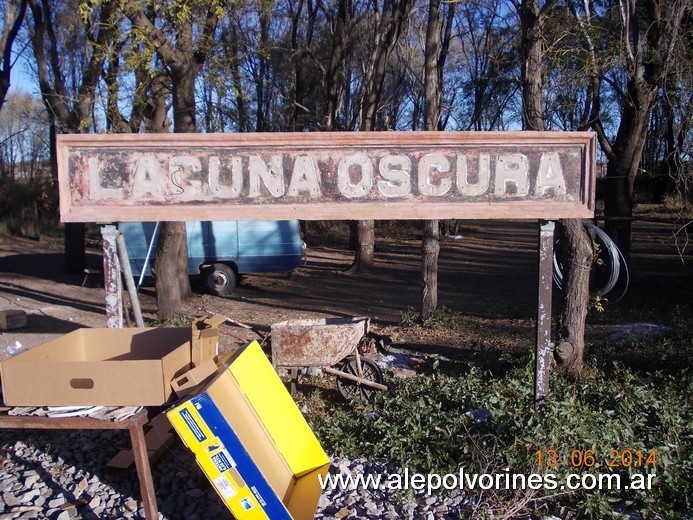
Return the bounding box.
[202,263,236,296]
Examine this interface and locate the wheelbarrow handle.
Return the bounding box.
[323,366,389,391]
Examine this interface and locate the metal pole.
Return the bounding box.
[535,220,555,408]
[101,225,123,329]
[137,221,160,292]
[116,232,145,327]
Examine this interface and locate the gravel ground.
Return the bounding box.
[0,428,478,520]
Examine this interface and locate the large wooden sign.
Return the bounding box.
[57,131,596,222]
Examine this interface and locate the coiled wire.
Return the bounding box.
[553,222,629,304]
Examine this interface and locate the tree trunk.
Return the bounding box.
[350,0,411,273]
[255,7,271,132]
[517,0,551,131]
[144,73,191,319]
[153,68,197,316]
[153,224,187,319]
[28,0,116,273]
[171,69,197,134]
[64,225,86,273]
[139,69,183,320]
[349,220,375,272]
[142,73,170,133]
[516,0,590,379]
[420,0,444,319]
[555,218,593,379]
[421,219,440,319]
[122,2,220,320]
[323,0,348,131]
[227,21,248,132]
[597,0,686,261]
[603,80,658,263]
[351,219,376,272]
[0,0,28,111]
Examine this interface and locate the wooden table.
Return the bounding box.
[0,407,159,520]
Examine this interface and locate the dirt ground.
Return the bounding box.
[1,217,691,368]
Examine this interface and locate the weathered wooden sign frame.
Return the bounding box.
[57,131,597,406]
[57,131,596,222]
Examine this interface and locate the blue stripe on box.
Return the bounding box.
[191,393,291,519]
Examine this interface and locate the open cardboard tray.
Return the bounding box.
[1,327,192,406]
[0,315,226,407]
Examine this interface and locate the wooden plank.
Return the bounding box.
[57,131,596,223]
[0,410,147,430]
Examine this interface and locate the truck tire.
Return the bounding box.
[202,263,236,296]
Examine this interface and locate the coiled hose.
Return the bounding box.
[553,222,629,303]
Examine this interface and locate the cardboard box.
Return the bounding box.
[191,315,227,366]
[171,359,218,398]
[167,341,330,520]
[1,327,192,406]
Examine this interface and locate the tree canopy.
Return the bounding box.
[1,0,691,316]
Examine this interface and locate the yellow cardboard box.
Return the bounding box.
[167,341,330,519]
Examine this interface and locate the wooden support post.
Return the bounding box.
[101,225,123,329]
[129,416,159,520]
[535,220,555,408]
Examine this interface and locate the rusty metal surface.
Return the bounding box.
[271,317,369,367]
[535,220,555,408]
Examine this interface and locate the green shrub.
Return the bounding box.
[307,319,692,519]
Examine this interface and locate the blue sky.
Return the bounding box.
[8,58,37,97]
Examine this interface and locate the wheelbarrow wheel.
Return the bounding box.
[336,356,384,402]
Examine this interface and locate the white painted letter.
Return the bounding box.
[131,154,165,200]
[249,155,285,198]
[378,155,411,197]
[457,153,490,196]
[89,157,124,199]
[287,155,321,197]
[209,156,243,198]
[534,152,567,196]
[338,154,373,198]
[418,153,451,196]
[493,153,529,196]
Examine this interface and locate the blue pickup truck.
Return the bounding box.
[118,220,304,296]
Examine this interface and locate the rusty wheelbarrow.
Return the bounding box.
[270,317,388,401]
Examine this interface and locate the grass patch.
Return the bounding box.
[401,305,464,329]
[305,318,692,519]
[147,313,195,328]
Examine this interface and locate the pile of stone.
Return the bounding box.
[315,457,473,519]
[0,428,475,519]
